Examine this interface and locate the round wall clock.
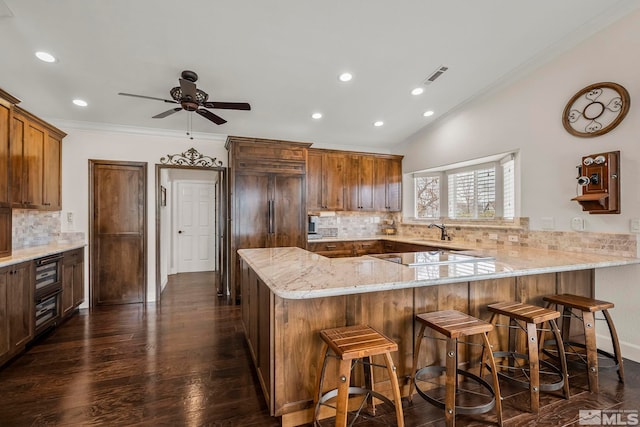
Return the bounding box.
[562,82,630,138]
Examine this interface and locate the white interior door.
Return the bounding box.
[177,181,216,273]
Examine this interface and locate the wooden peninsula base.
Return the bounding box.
[239,256,594,426]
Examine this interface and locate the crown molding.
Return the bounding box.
[44,118,228,142]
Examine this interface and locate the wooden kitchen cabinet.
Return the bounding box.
[61,248,84,318]
[0,89,18,208]
[227,136,311,302]
[0,207,10,258]
[307,149,347,211]
[0,261,34,365]
[354,240,384,256]
[307,240,355,257]
[374,156,402,211]
[347,154,376,211]
[10,106,65,210]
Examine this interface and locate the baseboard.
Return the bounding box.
[597,332,640,363]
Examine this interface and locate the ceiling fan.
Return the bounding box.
[118,70,251,125]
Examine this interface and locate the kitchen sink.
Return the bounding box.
[370,250,495,266]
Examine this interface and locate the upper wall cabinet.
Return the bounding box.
[10,106,65,211]
[0,89,20,208]
[307,149,347,211]
[345,152,403,212]
[374,157,402,211]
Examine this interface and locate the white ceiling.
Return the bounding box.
[1,0,638,149]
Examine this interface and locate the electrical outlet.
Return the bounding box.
[488,233,498,240]
[508,235,519,242]
[631,218,640,233]
[571,217,585,231]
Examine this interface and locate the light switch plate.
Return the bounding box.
[571,217,585,231]
[630,218,640,233]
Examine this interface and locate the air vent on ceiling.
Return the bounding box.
[423,65,449,85]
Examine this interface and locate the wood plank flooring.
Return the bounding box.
[0,271,638,426]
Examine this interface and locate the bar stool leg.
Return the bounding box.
[603,309,625,383]
[481,332,503,427]
[382,351,405,427]
[445,337,457,427]
[314,342,330,406]
[582,311,599,393]
[550,319,570,400]
[409,323,427,403]
[526,322,540,414]
[335,359,352,427]
[362,356,377,416]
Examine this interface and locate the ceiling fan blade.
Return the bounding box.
[196,108,227,125]
[118,92,177,103]
[179,78,198,101]
[152,108,182,119]
[203,101,251,110]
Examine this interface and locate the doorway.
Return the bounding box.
[155,164,227,303]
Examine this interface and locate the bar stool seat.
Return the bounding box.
[410,310,503,427]
[314,324,404,427]
[543,293,624,393]
[486,302,570,414]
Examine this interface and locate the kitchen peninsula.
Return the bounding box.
[237,240,640,426]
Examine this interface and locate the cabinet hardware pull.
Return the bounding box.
[268,200,274,234]
[326,245,337,249]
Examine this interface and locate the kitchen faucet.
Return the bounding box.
[429,223,451,241]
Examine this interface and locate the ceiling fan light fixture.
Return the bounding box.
[170,86,209,104]
[35,51,56,63]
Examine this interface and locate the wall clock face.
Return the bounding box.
[562,82,630,137]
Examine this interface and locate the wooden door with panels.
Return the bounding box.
[89,160,147,306]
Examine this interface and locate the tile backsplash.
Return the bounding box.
[12,209,84,249]
[313,212,637,258]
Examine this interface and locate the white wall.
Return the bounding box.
[59,124,228,305]
[396,10,640,361]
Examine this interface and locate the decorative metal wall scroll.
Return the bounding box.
[160,147,223,167]
[562,82,630,138]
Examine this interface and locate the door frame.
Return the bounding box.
[89,159,148,307]
[154,164,228,303]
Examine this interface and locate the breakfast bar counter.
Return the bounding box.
[237,244,639,425]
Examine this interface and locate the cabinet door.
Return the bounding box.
[43,134,62,210]
[0,208,10,258]
[9,112,26,206]
[0,103,10,207]
[0,268,9,362]
[306,151,323,211]
[235,173,270,250]
[374,157,402,211]
[7,262,33,352]
[348,155,375,211]
[272,174,305,248]
[323,153,347,211]
[73,256,84,308]
[61,257,74,317]
[23,122,45,208]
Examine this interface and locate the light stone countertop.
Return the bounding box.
[0,242,86,268]
[238,245,640,300]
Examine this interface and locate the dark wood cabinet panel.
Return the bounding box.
[307,149,347,211]
[0,100,10,208]
[0,207,10,258]
[374,157,402,212]
[354,240,383,256]
[62,248,84,317]
[0,268,8,362]
[306,240,355,257]
[9,107,65,211]
[227,136,311,303]
[348,155,375,211]
[6,262,33,353]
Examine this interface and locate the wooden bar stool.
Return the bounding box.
[486,302,570,414]
[313,324,404,427]
[543,294,624,393]
[409,310,503,427]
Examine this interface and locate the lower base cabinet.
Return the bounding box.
[0,261,34,365]
[61,248,84,317]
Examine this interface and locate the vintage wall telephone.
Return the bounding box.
[571,150,619,214]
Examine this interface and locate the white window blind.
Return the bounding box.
[447,167,495,219]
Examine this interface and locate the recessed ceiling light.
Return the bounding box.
[373,121,384,127]
[311,112,322,119]
[73,99,88,107]
[411,88,424,96]
[423,110,434,117]
[35,51,56,63]
[338,72,353,82]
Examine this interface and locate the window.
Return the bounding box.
[412,153,516,220]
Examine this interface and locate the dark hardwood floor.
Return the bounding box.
[0,272,638,426]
